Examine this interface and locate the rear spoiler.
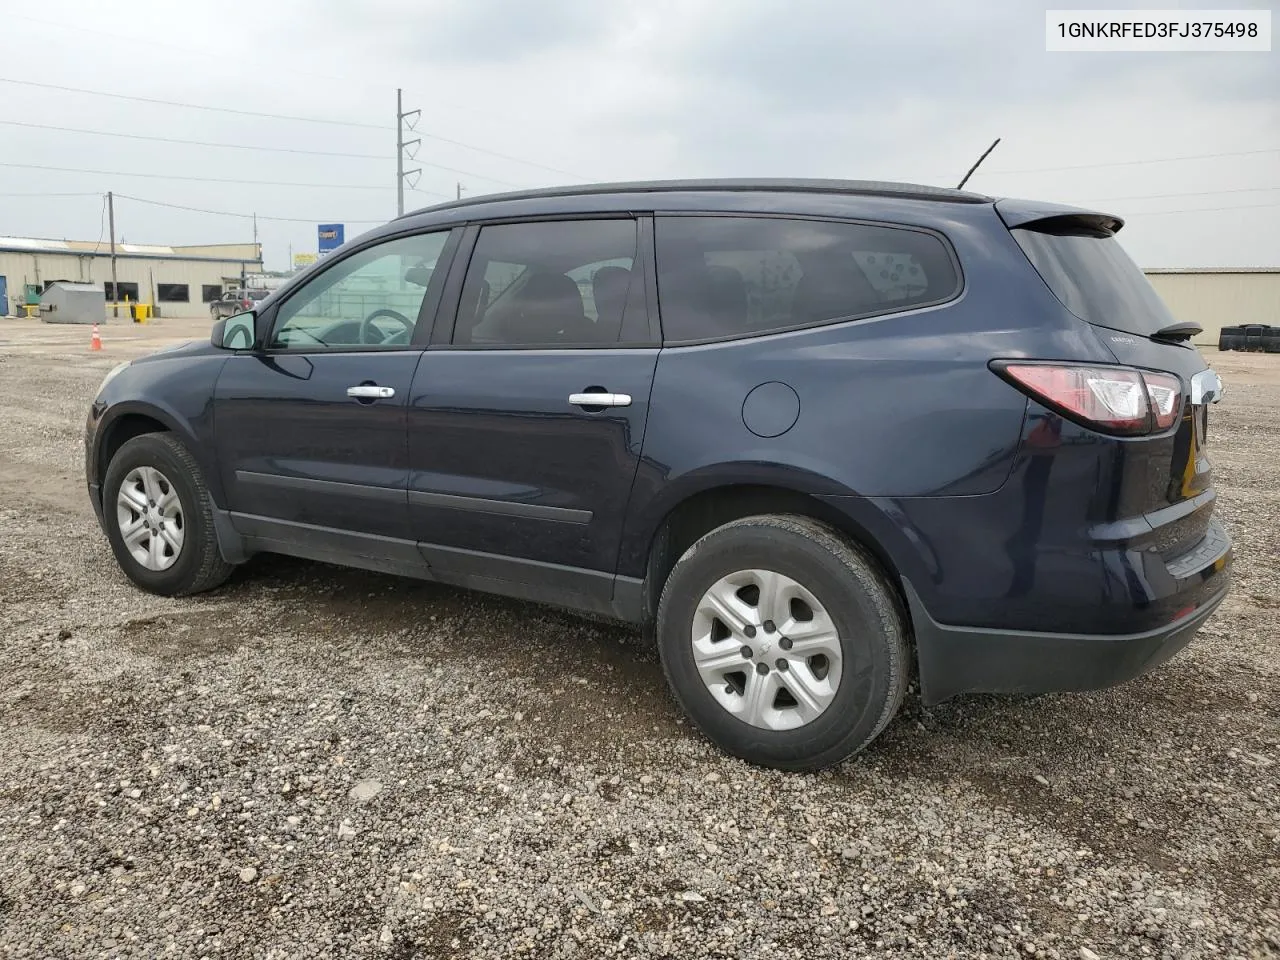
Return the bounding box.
[995,198,1124,235]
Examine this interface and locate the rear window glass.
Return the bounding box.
[655,216,959,343]
[1013,223,1176,336]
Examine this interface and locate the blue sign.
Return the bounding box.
[317,223,345,255]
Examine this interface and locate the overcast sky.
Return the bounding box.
[1,0,1276,271]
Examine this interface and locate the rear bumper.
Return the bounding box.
[907,573,1230,705]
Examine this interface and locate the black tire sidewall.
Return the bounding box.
[658,523,900,769]
[102,435,206,595]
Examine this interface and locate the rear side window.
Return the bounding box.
[453,219,645,347]
[655,216,959,343]
[1013,222,1176,336]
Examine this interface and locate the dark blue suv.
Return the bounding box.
[85,179,1231,770]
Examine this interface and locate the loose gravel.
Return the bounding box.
[0,319,1276,958]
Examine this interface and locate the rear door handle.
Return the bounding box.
[569,392,632,408]
[347,385,395,399]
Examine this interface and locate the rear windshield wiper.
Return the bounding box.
[1151,321,1202,343]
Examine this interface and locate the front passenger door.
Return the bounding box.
[214,229,455,552]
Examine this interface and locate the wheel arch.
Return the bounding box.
[94,400,223,508]
[634,480,912,632]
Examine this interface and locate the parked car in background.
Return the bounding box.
[85,178,1231,770]
[210,288,268,319]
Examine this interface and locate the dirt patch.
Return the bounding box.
[116,607,256,660]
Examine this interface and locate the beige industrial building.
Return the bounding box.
[1145,268,1280,348]
[0,236,263,320]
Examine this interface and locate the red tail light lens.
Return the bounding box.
[995,363,1183,436]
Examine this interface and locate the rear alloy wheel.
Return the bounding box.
[657,514,908,771]
[692,569,845,730]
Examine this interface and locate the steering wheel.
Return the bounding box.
[359,308,413,345]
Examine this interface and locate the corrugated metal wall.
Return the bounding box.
[1145,271,1280,347]
[0,250,260,319]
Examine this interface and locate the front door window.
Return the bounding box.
[271,232,449,350]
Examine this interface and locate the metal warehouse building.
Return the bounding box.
[0,236,263,319]
[1145,268,1280,348]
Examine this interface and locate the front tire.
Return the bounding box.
[656,514,908,771]
[102,433,234,596]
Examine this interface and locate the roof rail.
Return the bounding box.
[400,178,992,219]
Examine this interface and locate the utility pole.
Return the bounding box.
[107,190,118,319]
[456,181,464,200]
[396,88,421,216]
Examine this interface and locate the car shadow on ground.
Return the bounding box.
[183,554,1253,792]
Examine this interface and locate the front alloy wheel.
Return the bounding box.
[116,466,185,570]
[101,433,234,596]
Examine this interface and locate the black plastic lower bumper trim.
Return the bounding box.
[905,578,1230,705]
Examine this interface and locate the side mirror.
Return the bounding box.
[212,311,258,350]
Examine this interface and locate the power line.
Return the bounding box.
[91,193,109,254]
[114,193,387,225]
[0,77,388,130]
[1076,185,1280,203]
[5,13,359,87]
[0,159,449,195]
[984,147,1280,176]
[415,131,588,180]
[1136,201,1280,216]
[409,160,522,188]
[0,77,589,180]
[0,119,391,159]
[0,191,102,198]
[0,119,529,187]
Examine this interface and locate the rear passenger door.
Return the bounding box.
[406,217,659,606]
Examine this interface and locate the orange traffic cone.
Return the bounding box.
[90,323,102,351]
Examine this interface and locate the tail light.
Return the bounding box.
[994,362,1183,436]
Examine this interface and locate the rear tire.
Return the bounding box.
[102,433,234,597]
[656,514,908,771]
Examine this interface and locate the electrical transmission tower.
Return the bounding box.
[396,88,421,216]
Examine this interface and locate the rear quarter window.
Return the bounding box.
[655,216,960,343]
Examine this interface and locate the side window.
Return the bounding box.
[271,231,449,350]
[655,216,960,343]
[454,219,640,347]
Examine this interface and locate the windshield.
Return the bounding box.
[1013,223,1176,337]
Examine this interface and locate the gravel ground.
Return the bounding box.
[0,318,1276,959]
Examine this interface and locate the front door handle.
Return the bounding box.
[347,385,395,400]
[569,392,632,408]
